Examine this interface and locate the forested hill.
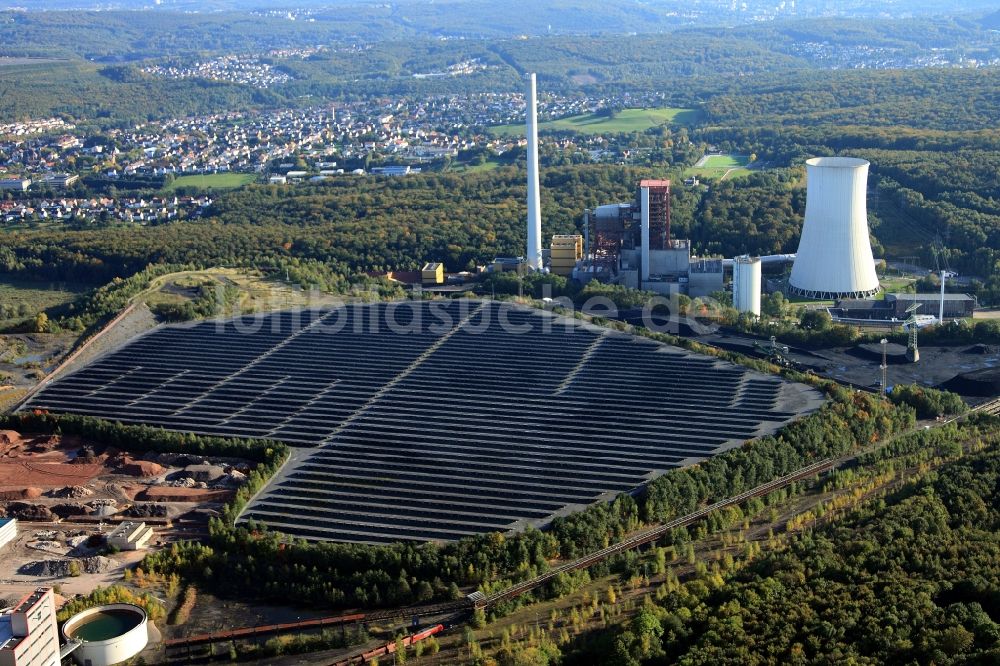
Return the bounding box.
[2,12,998,122]
[564,426,1000,664]
[0,167,650,283]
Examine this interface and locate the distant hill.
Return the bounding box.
[980,9,1000,29]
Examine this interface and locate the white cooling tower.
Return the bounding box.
[788,157,880,299]
[525,73,543,270]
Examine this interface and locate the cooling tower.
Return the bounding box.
[788,157,880,299]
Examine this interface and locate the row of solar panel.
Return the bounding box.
[27,302,806,543]
[245,305,792,541]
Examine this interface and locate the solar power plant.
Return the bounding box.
[24,300,823,544]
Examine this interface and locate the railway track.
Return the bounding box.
[973,397,1000,416]
[164,614,367,648]
[478,458,834,607]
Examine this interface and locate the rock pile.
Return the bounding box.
[123,503,168,518]
[0,487,42,500]
[2,502,54,521]
[19,556,114,577]
[49,486,94,499]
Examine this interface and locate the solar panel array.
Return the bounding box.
[25,300,822,543]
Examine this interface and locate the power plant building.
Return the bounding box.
[831,293,977,323]
[789,157,880,299]
[575,180,733,297]
[688,258,725,299]
[550,235,583,276]
[0,588,60,666]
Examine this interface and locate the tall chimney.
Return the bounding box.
[525,73,543,270]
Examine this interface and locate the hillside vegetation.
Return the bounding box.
[563,419,1000,664]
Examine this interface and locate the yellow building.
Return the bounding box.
[421,262,444,285]
[550,235,583,276]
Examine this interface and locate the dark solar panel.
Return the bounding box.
[24,300,823,543]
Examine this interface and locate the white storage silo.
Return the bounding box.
[788,157,880,299]
[732,255,761,317]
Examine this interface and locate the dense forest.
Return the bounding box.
[0,167,646,282]
[564,418,1000,664]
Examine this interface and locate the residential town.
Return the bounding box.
[0,89,676,225]
[140,55,294,89]
[787,41,1000,69]
[0,195,214,225]
[0,90,669,177]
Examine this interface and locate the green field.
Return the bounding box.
[0,277,91,327]
[450,158,503,174]
[492,107,699,135]
[685,153,754,181]
[701,154,749,169]
[163,173,256,192]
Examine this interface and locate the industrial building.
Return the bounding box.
[25,301,822,544]
[517,76,740,303]
[421,262,444,285]
[830,293,977,323]
[490,257,526,273]
[571,180,726,298]
[106,521,154,551]
[688,258,725,300]
[549,235,583,276]
[0,518,15,552]
[516,74,878,312]
[0,588,60,666]
[789,157,880,299]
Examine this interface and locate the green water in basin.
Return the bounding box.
[68,609,142,641]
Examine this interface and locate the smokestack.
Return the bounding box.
[525,73,543,270]
[789,157,880,299]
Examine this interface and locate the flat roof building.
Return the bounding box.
[886,293,976,320]
[41,173,79,188]
[831,292,977,322]
[421,262,444,285]
[371,166,418,176]
[0,179,30,192]
[106,521,154,551]
[0,588,59,666]
[0,519,15,552]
